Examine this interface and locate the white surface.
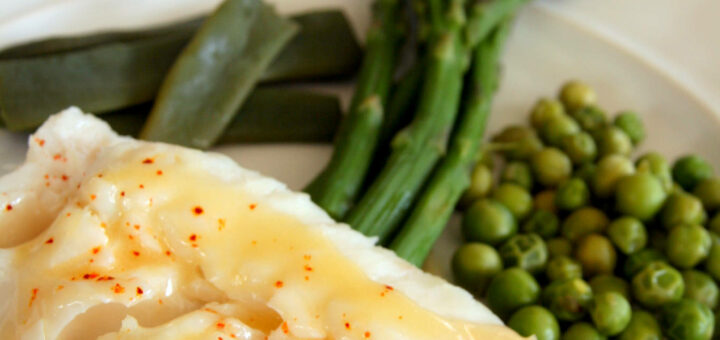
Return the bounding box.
[1,0,719,278]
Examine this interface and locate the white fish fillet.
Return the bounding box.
[0,108,523,340]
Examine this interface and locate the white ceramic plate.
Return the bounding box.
[1,1,719,280]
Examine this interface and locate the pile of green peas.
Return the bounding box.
[453,80,720,340]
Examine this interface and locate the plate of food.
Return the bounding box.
[1,0,719,339]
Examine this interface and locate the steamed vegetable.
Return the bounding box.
[349,0,524,243]
[139,0,298,148]
[304,0,401,220]
[103,87,341,143]
[0,10,360,132]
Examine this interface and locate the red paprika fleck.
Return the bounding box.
[45,238,54,244]
[281,322,289,334]
[364,331,371,338]
[53,154,62,161]
[92,247,101,254]
[90,194,96,200]
[5,204,12,211]
[35,138,45,146]
[132,251,140,257]
[275,281,284,288]
[134,225,140,230]
[249,204,257,210]
[345,322,351,330]
[142,158,154,164]
[156,170,163,176]
[112,283,125,294]
[61,174,68,181]
[165,250,172,256]
[120,191,125,197]
[28,288,38,307]
[139,184,144,189]
[189,234,197,242]
[136,287,143,295]
[83,273,99,280]
[216,322,225,329]
[193,206,204,215]
[304,265,313,272]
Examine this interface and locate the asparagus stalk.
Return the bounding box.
[304,0,401,220]
[390,21,511,266]
[345,0,468,242]
[465,0,527,48]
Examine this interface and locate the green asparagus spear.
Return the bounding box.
[345,0,468,242]
[390,22,511,266]
[304,0,401,220]
[102,87,341,143]
[465,0,526,48]
[139,0,298,149]
[0,10,360,131]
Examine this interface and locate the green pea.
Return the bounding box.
[530,98,566,131]
[555,178,590,211]
[459,163,494,208]
[492,183,533,221]
[672,154,715,191]
[546,256,582,281]
[631,261,684,308]
[594,126,633,157]
[542,277,593,321]
[623,249,666,278]
[531,148,572,188]
[493,125,544,160]
[534,190,557,213]
[562,207,609,242]
[703,233,720,281]
[462,199,517,246]
[682,270,719,310]
[570,105,608,132]
[541,115,581,147]
[636,151,673,193]
[589,292,632,336]
[507,305,560,340]
[501,161,534,191]
[666,224,711,269]
[618,309,662,340]
[589,275,630,300]
[607,217,647,255]
[499,233,548,274]
[575,234,617,277]
[487,268,540,317]
[559,80,597,111]
[614,111,645,145]
[661,299,714,340]
[522,210,559,239]
[562,322,606,340]
[593,155,635,198]
[561,132,597,165]
[660,191,707,230]
[451,243,503,295]
[693,177,720,212]
[615,173,667,221]
[547,237,572,258]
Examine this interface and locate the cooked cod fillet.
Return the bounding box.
[0,108,524,340]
